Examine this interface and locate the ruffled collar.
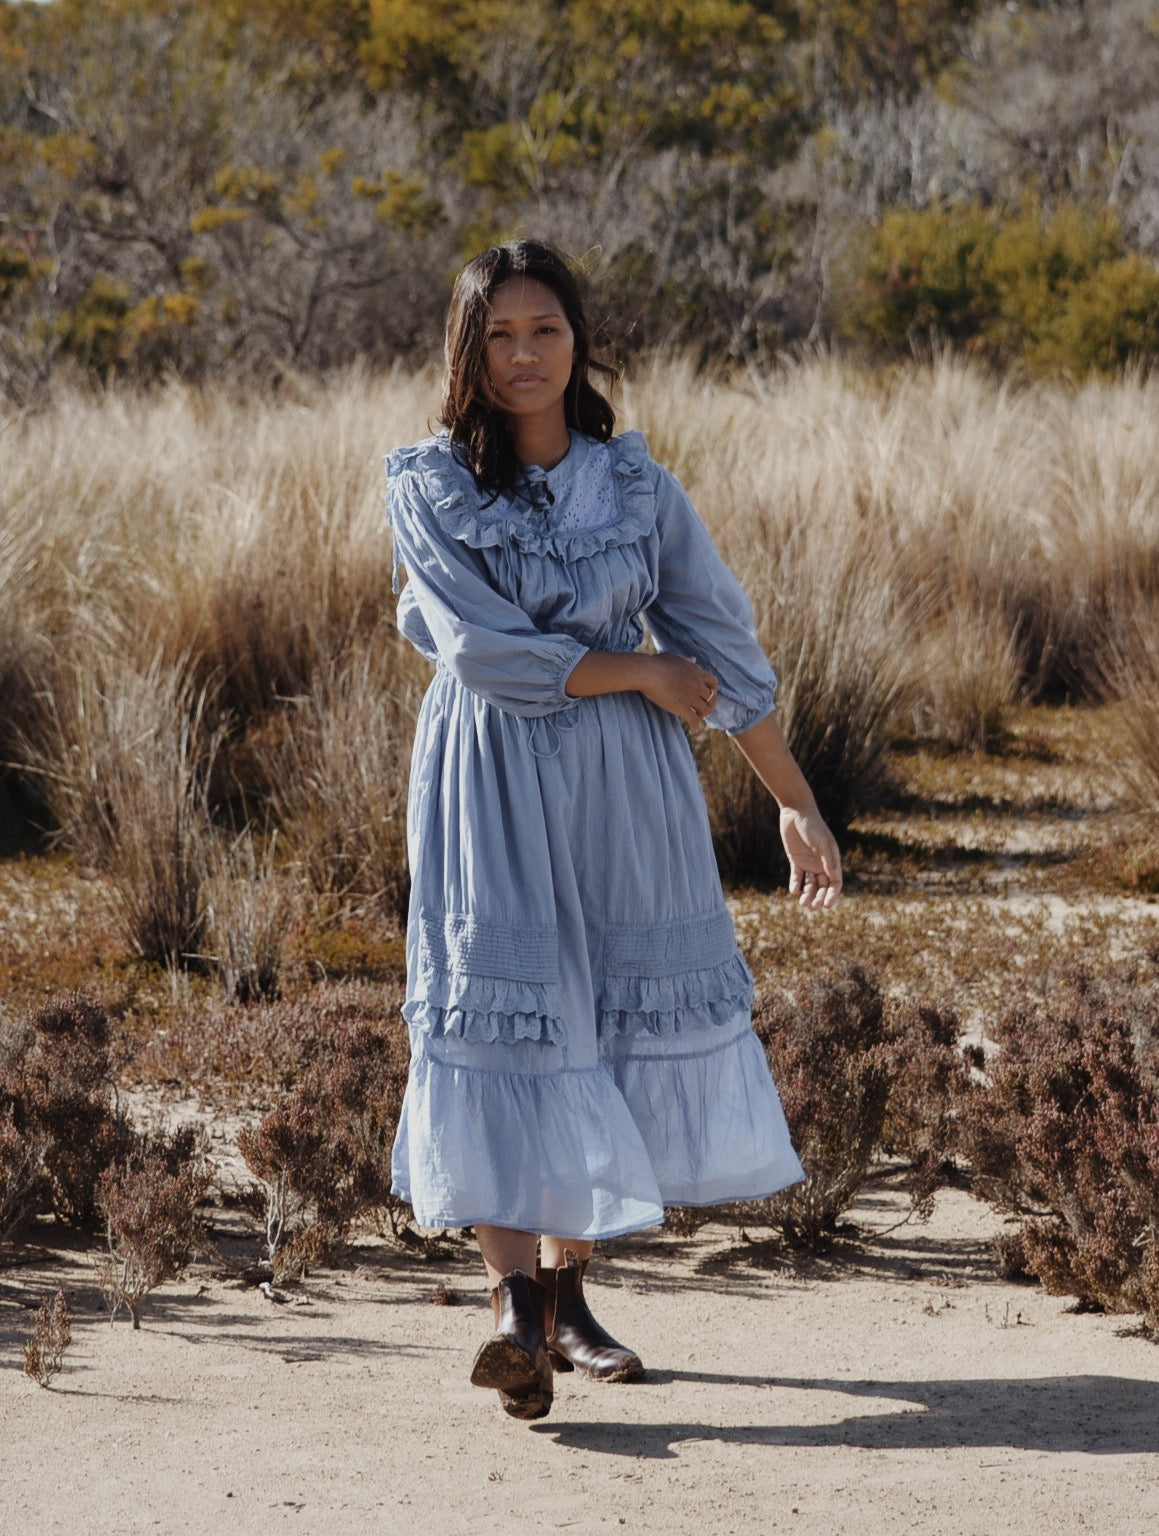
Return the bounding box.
[388,429,658,560]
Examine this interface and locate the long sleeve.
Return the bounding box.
[387,452,587,717]
[645,467,777,735]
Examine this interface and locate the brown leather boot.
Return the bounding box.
[469,1270,553,1420]
[538,1250,644,1382]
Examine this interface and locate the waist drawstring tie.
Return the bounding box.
[529,708,581,760]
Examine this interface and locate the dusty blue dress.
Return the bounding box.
[386,428,803,1240]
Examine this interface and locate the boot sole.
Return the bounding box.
[470,1334,545,1393]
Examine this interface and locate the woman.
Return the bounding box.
[386,241,841,1421]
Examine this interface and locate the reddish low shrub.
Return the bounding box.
[752,967,967,1247]
[882,998,971,1217]
[958,968,1159,1326]
[97,1127,214,1329]
[237,1018,409,1276]
[124,979,406,1101]
[1,1104,46,1243]
[0,994,132,1228]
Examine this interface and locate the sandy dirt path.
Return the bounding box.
[3,1183,1157,1536]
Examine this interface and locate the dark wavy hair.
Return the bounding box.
[441,240,618,494]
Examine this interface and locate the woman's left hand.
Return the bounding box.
[779,805,843,910]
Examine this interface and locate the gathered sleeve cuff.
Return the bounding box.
[645,468,777,736]
[386,452,587,717]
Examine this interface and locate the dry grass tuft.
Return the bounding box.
[18,646,223,969]
[908,604,1021,754]
[204,829,299,1003]
[265,639,423,927]
[1107,601,1159,814]
[3,353,1158,987]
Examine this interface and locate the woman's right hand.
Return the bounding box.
[639,653,719,733]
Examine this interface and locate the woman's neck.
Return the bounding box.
[511,414,571,472]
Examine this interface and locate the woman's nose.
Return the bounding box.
[511,333,537,362]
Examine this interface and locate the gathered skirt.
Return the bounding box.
[391,667,803,1239]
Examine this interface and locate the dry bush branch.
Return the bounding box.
[22,1288,72,1388]
[237,1018,410,1274]
[97,1128,215,1329]
[0,994,132,1228]
[0,1105,46,1244]
[122,979,405,1104]
[754,967,894,1247]
[749,967,966,1248]
[958,968,1159,1327]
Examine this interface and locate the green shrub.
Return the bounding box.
[842,199,1159,376]
[842,202,1001,352]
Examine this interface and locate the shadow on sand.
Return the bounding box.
[531,1372,1159,1458]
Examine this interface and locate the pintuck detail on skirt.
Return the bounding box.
[598,912,755,1039]
[403,911,564,1045]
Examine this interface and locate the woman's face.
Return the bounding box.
[484,276,576,428]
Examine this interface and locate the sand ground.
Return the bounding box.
[3,1178,1157,1536]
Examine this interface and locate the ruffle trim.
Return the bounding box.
[598,953,754,1039]
[386,432,658,561]
[403,971,563,1045]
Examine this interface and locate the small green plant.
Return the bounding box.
[23,1288,72,1388]
[96,1128,214,1329]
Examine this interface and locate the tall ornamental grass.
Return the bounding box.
[3,354,1157,906]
